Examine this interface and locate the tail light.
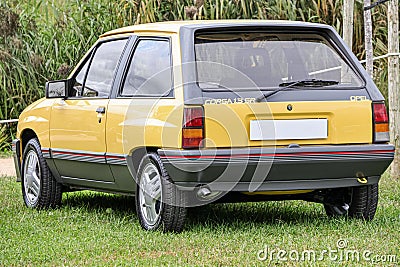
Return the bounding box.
[372,102,389,143]
[182,107,204,149]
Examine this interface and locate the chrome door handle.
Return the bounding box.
[96,107,106,123]
[96,107,106,114]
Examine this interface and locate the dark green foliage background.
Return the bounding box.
[0,0,392,151]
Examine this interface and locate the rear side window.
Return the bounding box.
[195,32,363,90]
[121,39,173,97]
[70,39,127,98]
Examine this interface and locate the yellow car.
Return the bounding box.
[13,20,394,232]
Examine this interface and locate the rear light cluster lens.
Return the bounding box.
[182,107,204,148]
[372,102,389,143]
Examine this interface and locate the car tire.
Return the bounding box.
[135,152,187,232]
[323,184,378,220]
[21,138,62,209]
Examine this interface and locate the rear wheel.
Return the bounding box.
[22,138,62,209]
[323,184,378,220]
[135,152,187,232]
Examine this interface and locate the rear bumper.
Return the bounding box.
[12,139,22,182]
[158,144,394,192]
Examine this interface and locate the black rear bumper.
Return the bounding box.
[158,144,394,192]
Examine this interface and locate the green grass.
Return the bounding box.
[0,174,399,266]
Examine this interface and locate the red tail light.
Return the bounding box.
[182,107,204,148]
[372,102,389,143]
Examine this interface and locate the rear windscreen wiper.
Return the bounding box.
[278,79,339,87]
[256,79,339,102]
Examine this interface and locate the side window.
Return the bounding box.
[121,39,172,97]
[69,39,127,98]
[83,39,127,97]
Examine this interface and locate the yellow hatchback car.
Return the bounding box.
[13,20,394,232]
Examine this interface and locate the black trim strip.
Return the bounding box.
[41,148,51,159]
[105,153,128,165]
[160,151,394,164]
[43,148,127,165]
[159,144,395,158]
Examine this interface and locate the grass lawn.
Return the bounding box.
[0,174,399,266]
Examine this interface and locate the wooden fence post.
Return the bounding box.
[388,0,399,179]
[364,0,373,77]
[343,0,355,49]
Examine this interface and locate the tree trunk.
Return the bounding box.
[343,0,354,49]
[363,0,373,77]
[388,0,400,179]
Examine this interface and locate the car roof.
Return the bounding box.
[100,20,331,38]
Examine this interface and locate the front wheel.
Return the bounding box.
[323,184,378,220]
[135,152,187,232]
[21,138,62,209]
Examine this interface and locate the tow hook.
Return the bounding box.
[357,177,368,184]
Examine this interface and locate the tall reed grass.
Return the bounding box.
[0,0,393,151]
[0,0,120,150]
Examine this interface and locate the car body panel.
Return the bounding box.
[49,98,115,183]
[50,99,109,152]
[106,98,183,156]
[204,100,373,148]
[17,98,54,149]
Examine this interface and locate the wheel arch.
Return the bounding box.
[20,128,38,153]
[128,146,160,176]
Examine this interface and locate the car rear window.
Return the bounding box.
[194,32,363,90]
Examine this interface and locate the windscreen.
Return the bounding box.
[195,32,363,90]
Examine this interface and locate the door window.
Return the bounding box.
[70,39,127,98]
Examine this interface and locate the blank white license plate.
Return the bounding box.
[250,119,328,141]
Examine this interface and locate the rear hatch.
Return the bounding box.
[193,30,373,148]
[204,101,372,148]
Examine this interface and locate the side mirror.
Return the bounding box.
[46,80,68,98]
